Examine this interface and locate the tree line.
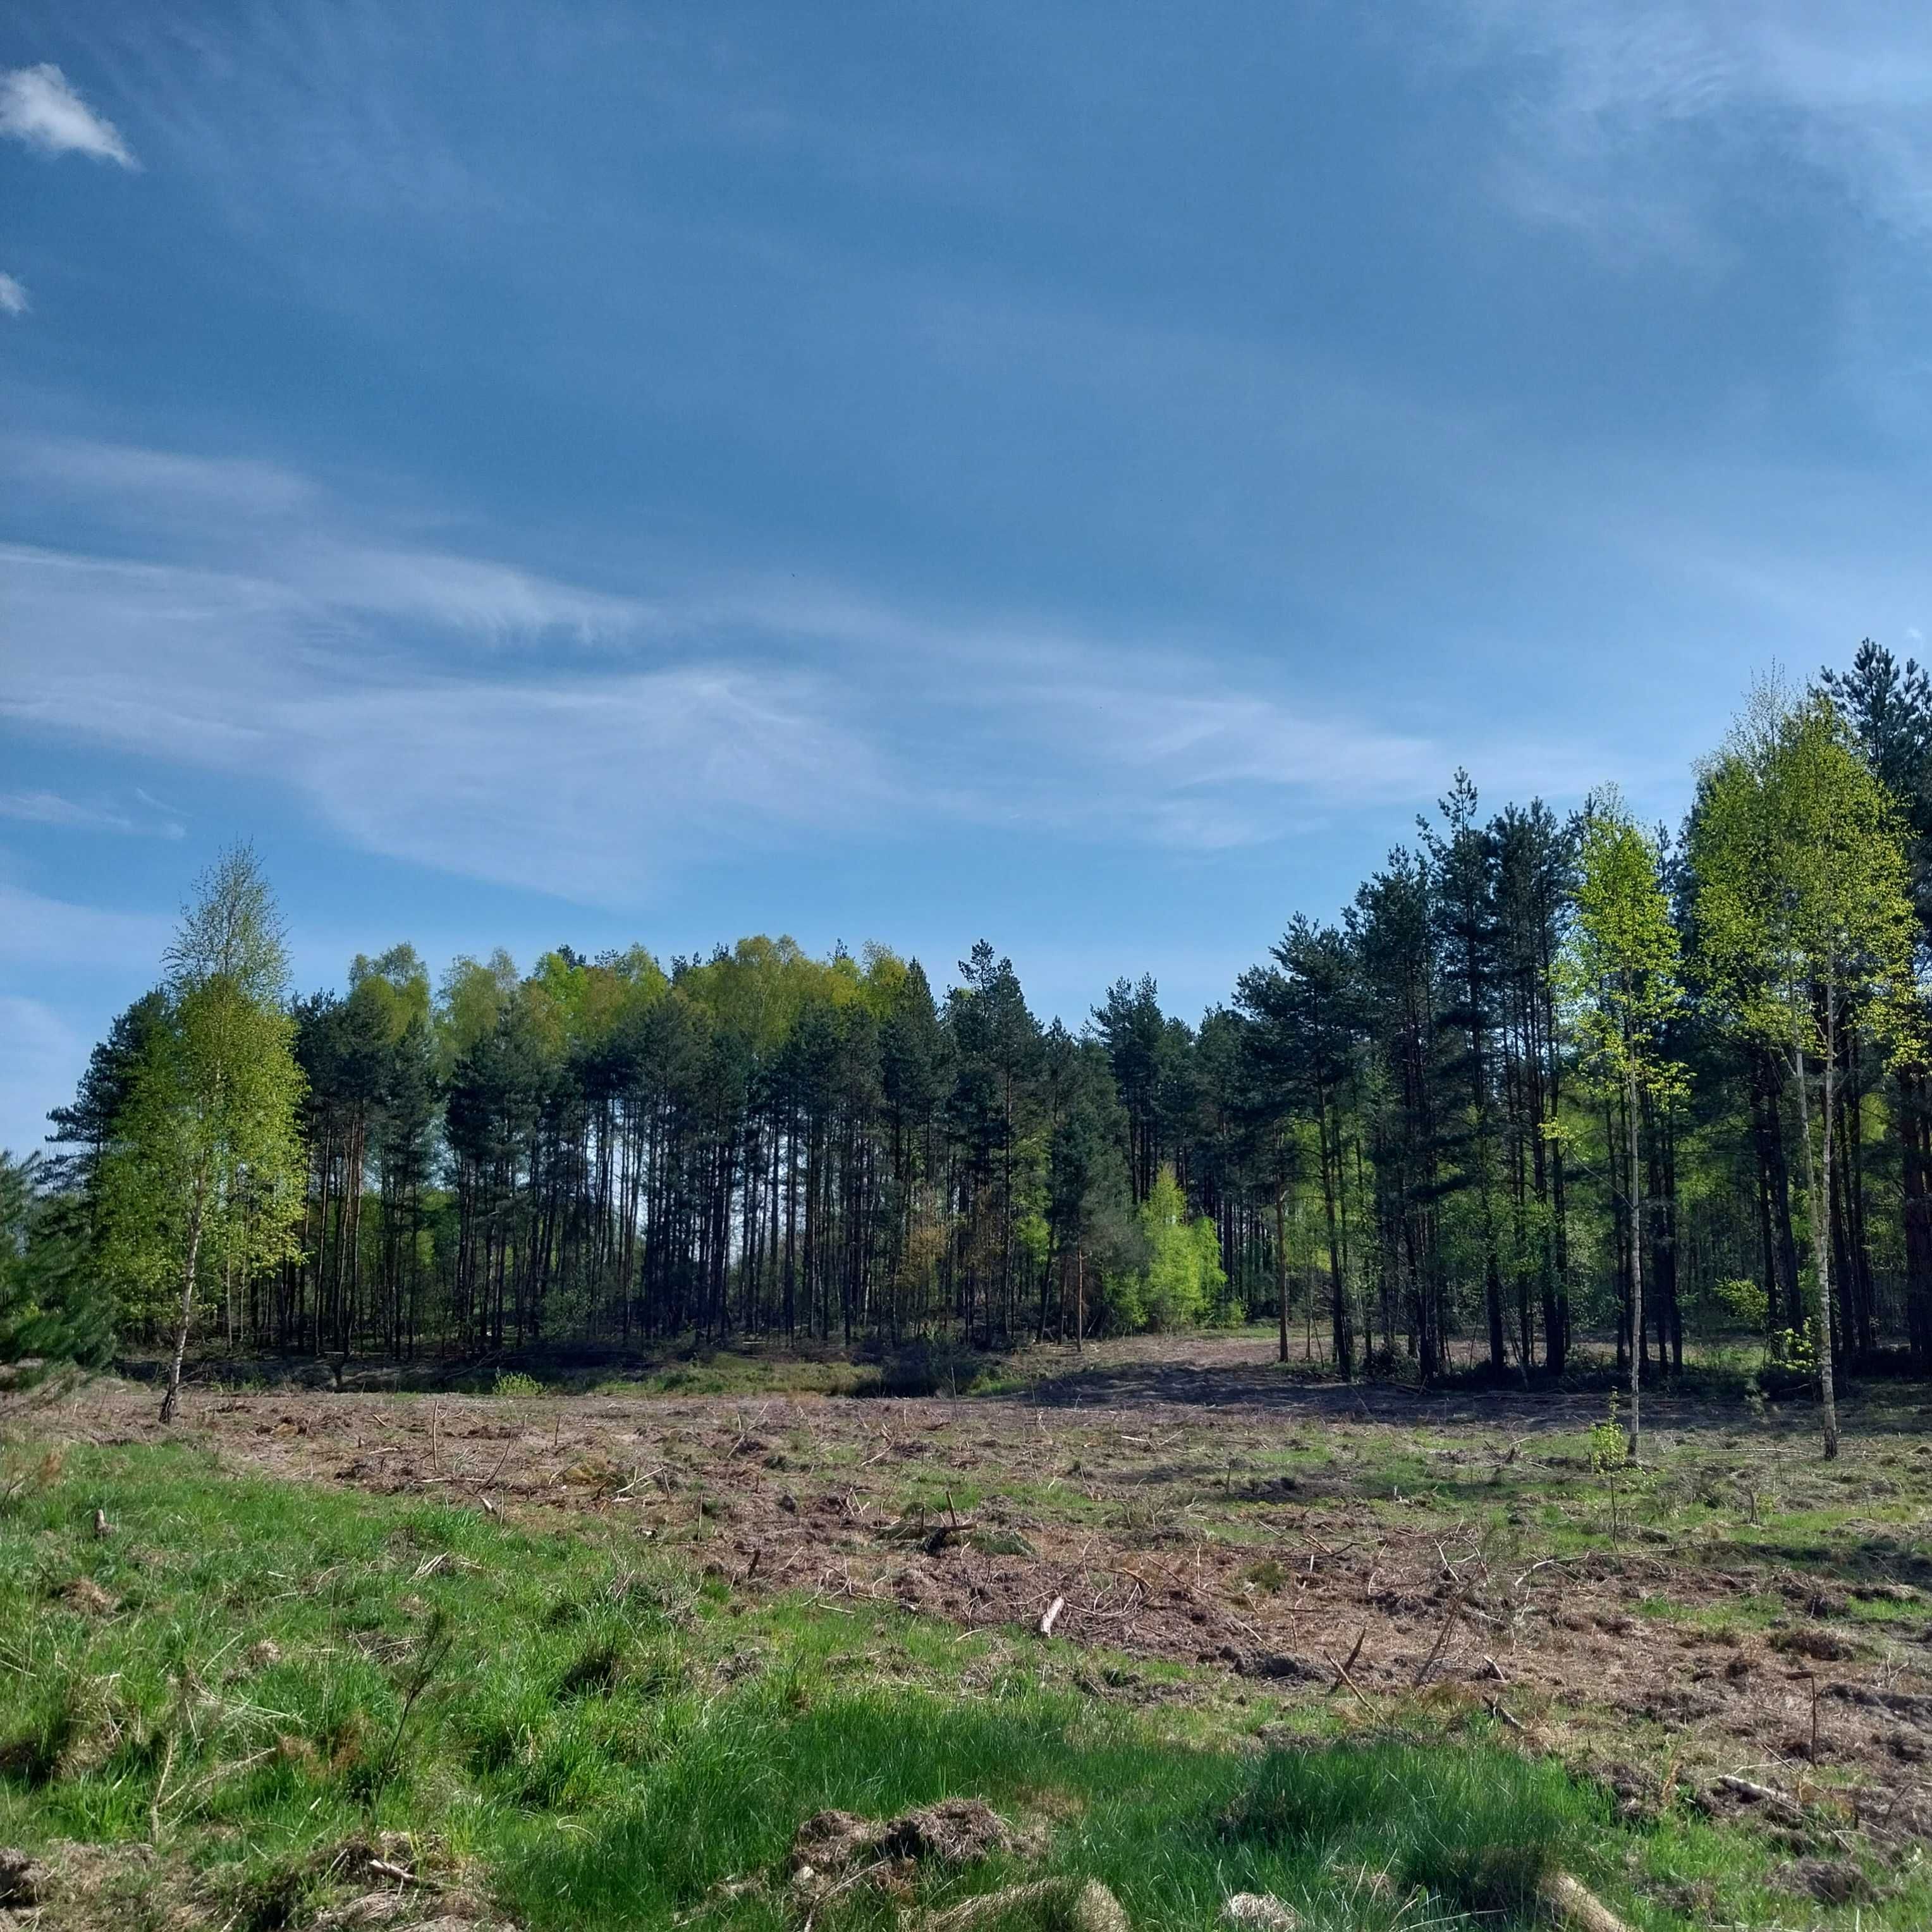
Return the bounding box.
[8,649,1932,1435]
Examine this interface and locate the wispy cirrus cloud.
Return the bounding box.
[1424,3,1932,248]
[0,429,1631,904]
[0,274,27,317]
[0,532,885,904]
[0,63,136,166]
[0,790,183,838]
[24,438,317,515]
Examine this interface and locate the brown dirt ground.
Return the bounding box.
[37,1334,1932,1847]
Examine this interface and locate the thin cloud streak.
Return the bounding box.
[0,790,184,838]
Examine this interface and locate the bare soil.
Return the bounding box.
[40,1333,1932,1845]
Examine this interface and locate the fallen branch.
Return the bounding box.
[367,1858,450,1893]
[1412,1589,1466,1688]
[1039,1595,1065,1637]
[924,1876,1127,1932]
[1324,1650,1375,1714]
[1537,1870,1634,1932]
[149,1730,176,1845]
[472,1436,516,1496]
[1716,1773,1801,1818]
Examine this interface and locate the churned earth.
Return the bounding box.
[46,1331,1932,1852]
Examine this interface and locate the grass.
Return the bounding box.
[1,1441,1923,1928]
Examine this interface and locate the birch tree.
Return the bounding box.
[1561,790,1685,1459]
[1689,690,1919,1458]
[102,847,307,1422]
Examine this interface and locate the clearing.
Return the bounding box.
[4,1331,1931,1929]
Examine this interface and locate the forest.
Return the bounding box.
[11,646,1932,1397]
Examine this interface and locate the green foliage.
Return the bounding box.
[44,659,1932,1383]
[1587,1393,1629,1478]
[1130,1166,1225,1331]
[1560,790,1687,1106]
[492,1370,544,1397]
[96,848,307,1351]
[1769,1322,1819,1377]
[1711,1276,1769,1333]
[1690,688,1921,1064]
[0,1155,113,1370]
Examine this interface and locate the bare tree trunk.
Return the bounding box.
[1626,1067,1643,1461]
[160,1199,204,1425]
[1273,1173,1289,1364]
[1793,1031,1840,1460]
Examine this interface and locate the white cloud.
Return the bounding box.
[0,274,26,317]
[7,439,657,642]
[0,790,184,838]
[0,64,137,167]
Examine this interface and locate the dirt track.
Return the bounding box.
[40,1335,1932,1841]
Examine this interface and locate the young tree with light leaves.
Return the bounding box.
[102,847,307,1422]
[1561,789,1686,1460]
[1688,688,1921,1458]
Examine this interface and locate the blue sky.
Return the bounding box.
[6,2,1932,1153]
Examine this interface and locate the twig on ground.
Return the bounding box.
[1324,1649,1375,1713]
[1413,1588,1466,1688]
[149,1729,176,1845]
[367,1857,450,1892]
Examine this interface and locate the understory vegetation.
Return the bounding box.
[1,1434,1912,1931]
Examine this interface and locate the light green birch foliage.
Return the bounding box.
[1689,692,1919,1065]
[1135,1165,1226,1331]
[1687,689,1920,1458]
[1560,792,1688,1109]
[101,849,307,1339]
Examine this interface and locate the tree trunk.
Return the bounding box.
[1899,1067,1932,1367]
[1625,1067,1643,1460]
[1318,1096,1351,1379]
[1750,1051,1804,1331]
[1793,1032,1840,1460]
[1273,1173,1289,1365]
[159,1197,205,1425]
